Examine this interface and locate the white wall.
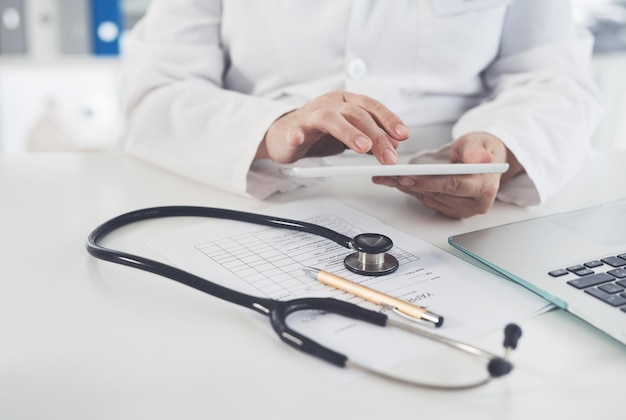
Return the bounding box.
[0,59,124,152]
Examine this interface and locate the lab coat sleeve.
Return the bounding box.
[120,1,299,198]
[451,0,603,206]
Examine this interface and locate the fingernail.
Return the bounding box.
[374,177,397,187]
[288,130,304,146]
[354,136,371,151]
[383,148,398,164]
[395,124,409,137]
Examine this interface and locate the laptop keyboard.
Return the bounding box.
[549,253,626,311]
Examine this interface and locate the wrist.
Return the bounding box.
[255,138,270,160]
[502,147,524,183]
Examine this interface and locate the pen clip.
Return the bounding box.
[390,306,437,328]
[380,303,419,322]
[380,302,420,322]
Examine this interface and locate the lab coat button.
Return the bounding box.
[347,58,368,79]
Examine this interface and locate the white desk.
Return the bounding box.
[2,150,626,420]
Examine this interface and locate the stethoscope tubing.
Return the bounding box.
[86,205,355,312]
[87,206,332,313]
[89,205,353,247]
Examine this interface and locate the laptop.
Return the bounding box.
[449,198,626,345]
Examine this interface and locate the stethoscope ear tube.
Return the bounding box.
[269,298,388,368]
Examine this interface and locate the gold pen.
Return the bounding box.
[302,266,444,328]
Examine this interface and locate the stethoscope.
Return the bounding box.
[86,205,522,390]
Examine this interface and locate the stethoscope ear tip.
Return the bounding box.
[504,323,522,349]
[487,358,513,378]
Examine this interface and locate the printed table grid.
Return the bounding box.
[194,214,418,300]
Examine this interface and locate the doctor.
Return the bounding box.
[121,0,602,218]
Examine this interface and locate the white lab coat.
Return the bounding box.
[121,0,602,206]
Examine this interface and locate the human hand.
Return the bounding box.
[257,90,410,165]
[373,132,523,218]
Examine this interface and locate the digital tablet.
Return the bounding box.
[281,163,509,178]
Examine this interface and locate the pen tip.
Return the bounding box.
[301,266,319,278]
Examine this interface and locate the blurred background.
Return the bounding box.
[0,0,624,153]
[0,0,148,153]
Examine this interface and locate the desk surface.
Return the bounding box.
[2,150,626,420]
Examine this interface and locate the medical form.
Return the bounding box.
[144,198,549,373]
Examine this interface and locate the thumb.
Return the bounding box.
[287,128,306,146]
[451,133,501,164]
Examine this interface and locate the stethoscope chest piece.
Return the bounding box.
[344,233,399,276]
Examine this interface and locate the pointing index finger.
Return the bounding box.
[342,92,409,141]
